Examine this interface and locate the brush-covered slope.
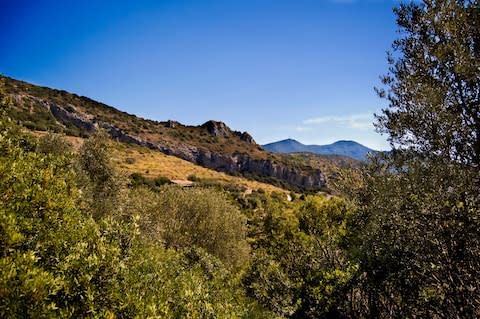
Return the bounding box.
[263,138,376,161]
[42,132,287,193]
[2,75,326,192]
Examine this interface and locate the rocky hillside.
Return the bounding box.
[2,75,326,192]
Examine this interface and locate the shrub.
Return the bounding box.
[153,175,170,186]
[187,174,198,182]
[77,130,125,219]
[37,132,73,156]
[125,157,136,164]
[126,186,250,268]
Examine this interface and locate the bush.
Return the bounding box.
[37,132,73,156]
[187,174,198,182]
[126,186,250,268]
[153,175,170,186]
[125,157,136,164]
[77,130,125,219]
[129,173,170,189]
[244,195,358,318]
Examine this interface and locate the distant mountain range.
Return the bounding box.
[262,139,376,161]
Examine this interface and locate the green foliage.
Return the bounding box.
[343,1,480,317]
[376,0,480,167]
[245,250,299,317]
[0,112,142,317]
[77,130,125,219]
[37,132,73,156]
[295,197,359,318]
[343,155,480,318]
[121,243,274,319]
[244,194,358,318]
[0,98,273,318]
[125,186,250,268]
[129,172,171,189]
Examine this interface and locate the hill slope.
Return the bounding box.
[2,75,327,192]
[263,138,376,161]
[37,132,287,193]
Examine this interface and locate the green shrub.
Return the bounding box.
[37,132,73,156]
[187,174,198,182]
[126,186,250,268]
[77,130,125,219]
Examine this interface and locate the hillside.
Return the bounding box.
[42,132,288,193]
[263,138,377,161]
[2,75,329,192]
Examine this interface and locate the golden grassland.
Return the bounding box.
[111,142,287,193]
[35,131,287,193]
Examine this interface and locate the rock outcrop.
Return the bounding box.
[202,120,231,137]
[237,131,255,144]
[201,120,257,145]
[163,147,326,190]
[41,99,98,132]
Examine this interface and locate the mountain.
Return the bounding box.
[1,75,328,192]
[263,139,376,161]
[262,138,307,153]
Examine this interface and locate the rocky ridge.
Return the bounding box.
[44,101,325,190]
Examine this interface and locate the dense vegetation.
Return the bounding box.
[0,88,271,318]
[1,0,479,318]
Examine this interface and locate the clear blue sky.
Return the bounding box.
[1,0,399,150]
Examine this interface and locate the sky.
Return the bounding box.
[1,0,399,150]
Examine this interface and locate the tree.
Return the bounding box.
[376,0,480,167]
[346,1,480,317]
[125,186,250,268]
[77,130,125,219]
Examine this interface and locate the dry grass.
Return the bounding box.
[111,143,287,193]
[33,131,286,193]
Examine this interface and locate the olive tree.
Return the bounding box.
[347,1,480,317]
[77,130,125,219]
[376,0,480,167]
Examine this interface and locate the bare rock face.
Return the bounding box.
[201,120,232,137]
[45,100,98,132]
[237,131,256,144]
[193,151,326,190]
[154,146,326,190]
[201,120,257,145]
[38,101,326,191]
[164,120,180,128]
